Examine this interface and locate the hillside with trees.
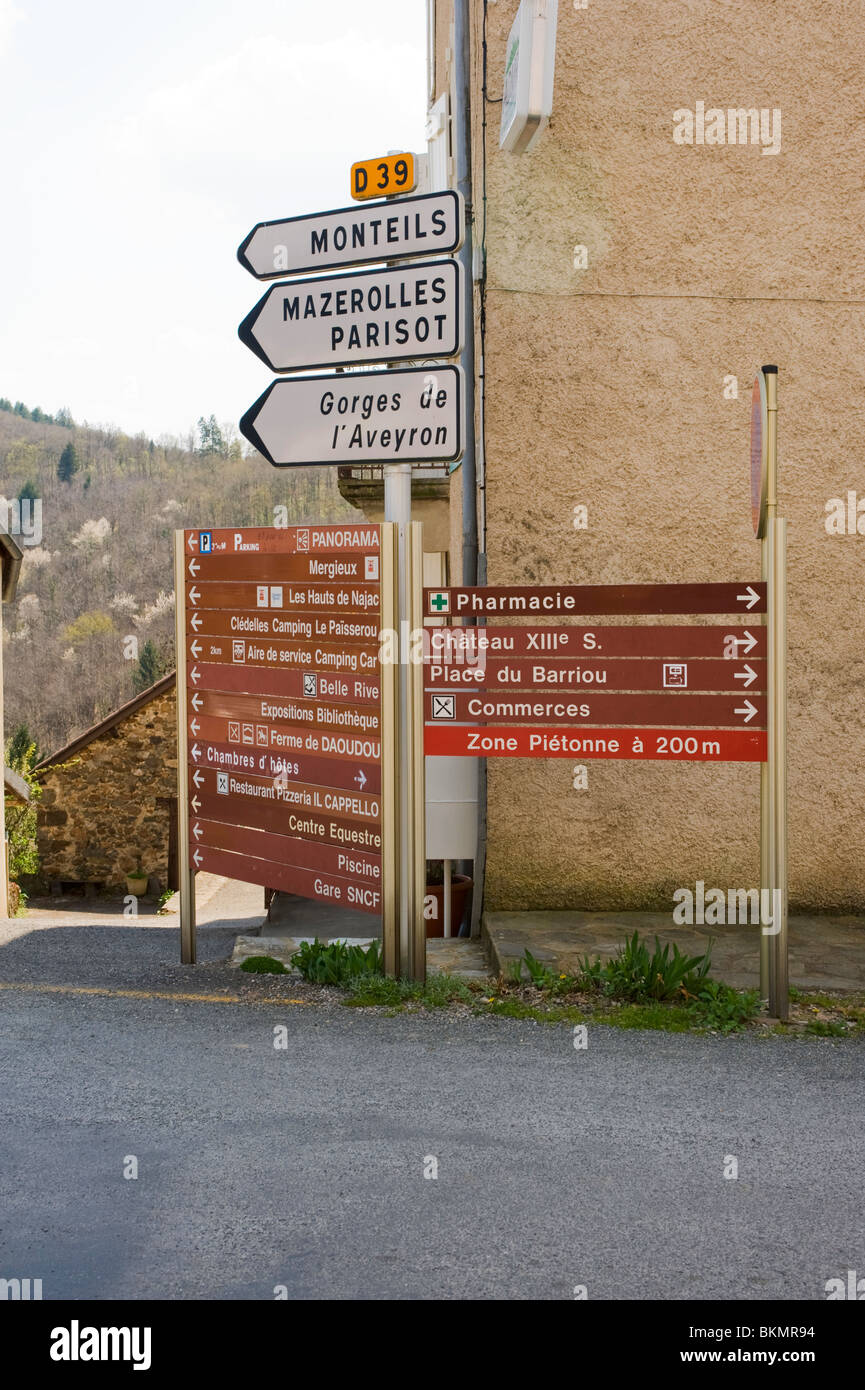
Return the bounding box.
[0,401,355,756]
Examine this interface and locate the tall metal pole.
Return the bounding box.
[407,520,427,982]
[379,523,400,978]
[174,531,196,964]
[384,464,412,976]
[454,0,478,588]
[759,532,770,1001]
[771,517,789,1020]
[761,366,787,1020]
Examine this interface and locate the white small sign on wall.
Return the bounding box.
[499,0,559,154]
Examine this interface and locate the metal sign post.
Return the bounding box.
[379,523,399,978]
[407,520,426,982]
[174,531,197,964]
[759,365,788,1020]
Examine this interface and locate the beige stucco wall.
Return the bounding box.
[436,0,865,911]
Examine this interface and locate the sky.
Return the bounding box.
[0,0,428,439]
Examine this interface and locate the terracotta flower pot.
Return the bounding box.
[424,874,472,938]
[126,875,148,897]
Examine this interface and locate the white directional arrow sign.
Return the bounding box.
[735,699,759,723]
[188,557,200,576]
[733,665,758,688]
[189,587,200,606]
[189,718,200,736]
[193,848,203,867]
[191,744,201,762]
[737,586,761,610]
[190,640,202,658]
[190,692,203,711]
[355,768,367,790]
[237,190,464,279]
[238,259,463,374]
[727,629,758,655]
[191,795,201,813]
[190,667,201,685]
[240,366,464,468]
[192,822,203,840]
[192,769,204,787]
[190,613,202,631]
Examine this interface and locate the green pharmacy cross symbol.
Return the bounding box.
[429,592,450,613]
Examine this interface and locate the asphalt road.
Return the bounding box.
[0,917,863,1300]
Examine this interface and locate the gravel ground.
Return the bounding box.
[1,906,864,1301]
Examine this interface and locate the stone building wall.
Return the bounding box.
[37,686,177,892]
[430,0,865,912]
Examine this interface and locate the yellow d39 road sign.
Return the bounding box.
[351,152,416,201]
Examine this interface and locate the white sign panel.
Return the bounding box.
[238,259,463,373]
[237,191,464,279]
[500,0,558,154]
[240,366,465,468]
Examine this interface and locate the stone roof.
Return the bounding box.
[36,671,177,772]
[4,765,30,802]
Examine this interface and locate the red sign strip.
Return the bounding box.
[424,625,767,660]
[184,524,380,554]
[188,661,380,704]
[186,580,380,614]
[184,608,380,644]
[186,634,379,674]
[424,657,765,693]
[186,551,379,583]
[190,788,381,851]
[190,843,381,915]
[187,713,383,759]
[190,817,380,880]
[425,582,766,617]
[188,689,380,736]
[424,725,767,762]
[424,691,767,728]
[187,765,380,824]
[189,741,381,793]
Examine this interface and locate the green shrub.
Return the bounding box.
[3,735,42,881]
[290,938,382,986]
[239,955,288,974]
[577,931,712,1002]
[804,1019,847,1038]
[344,971,472,1009]
[688,981,761,1033]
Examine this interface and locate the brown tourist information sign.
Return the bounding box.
[424,624,767,660]
[424,582,766,618]
[424,691,767,728]
[424,726,767,762]
[423,581,769,764]
[188,742,381,793]
[424,657,765,693]
[175,524,392,958]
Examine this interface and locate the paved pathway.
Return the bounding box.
[484,910,865,992]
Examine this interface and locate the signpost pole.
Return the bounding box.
[385,463,413,977]
[759,533,771,1001]
[174,531,196,964]
[770,517,789,1020]
[407,520,426,982]
[761,365,788,1020]
[379,523,399,978]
